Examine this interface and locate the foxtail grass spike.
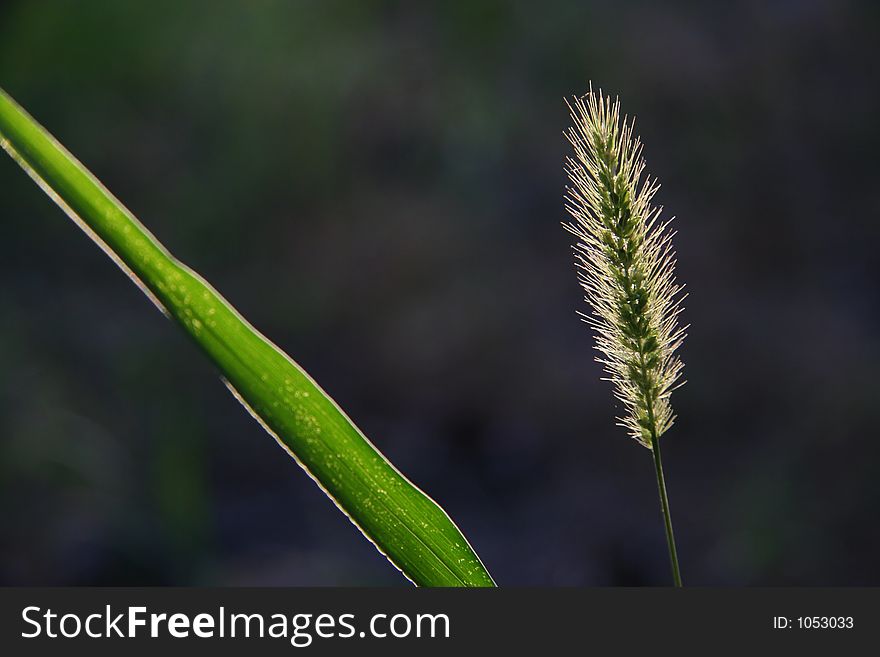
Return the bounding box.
[563,85,687,586]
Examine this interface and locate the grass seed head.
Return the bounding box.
[563,85,686,448]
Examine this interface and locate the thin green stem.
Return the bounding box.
[648,420,682,587]
[637,340,682,587]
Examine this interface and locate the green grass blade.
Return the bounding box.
[0,87,495,587]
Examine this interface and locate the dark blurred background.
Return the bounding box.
[2,0,879,586]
